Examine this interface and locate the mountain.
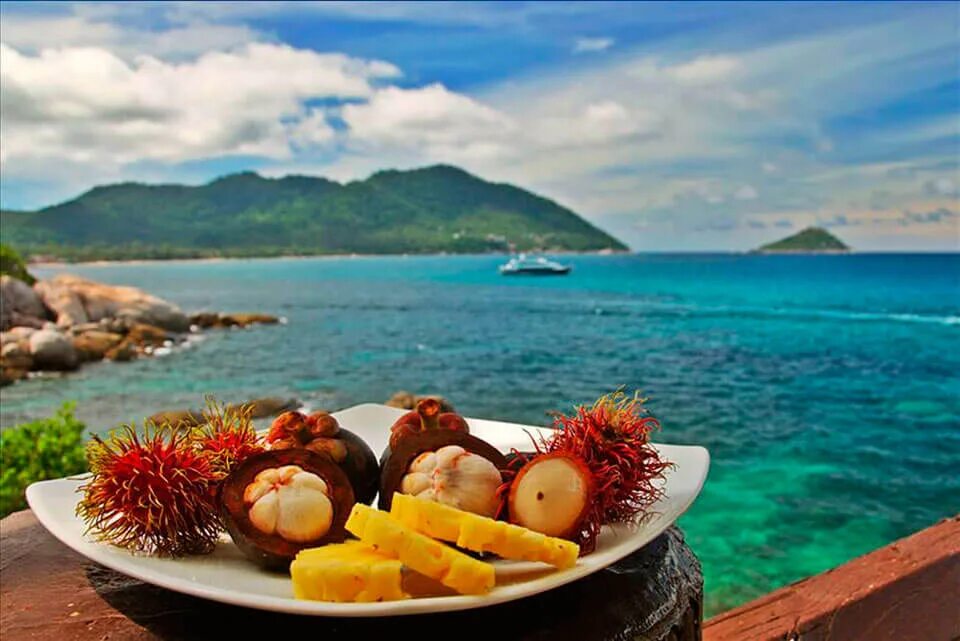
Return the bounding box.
[754,227,850,253]
[0,165,626,260]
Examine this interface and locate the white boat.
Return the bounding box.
[499,254,571,276]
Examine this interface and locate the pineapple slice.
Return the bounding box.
[291,541,408,602]
[390,492,579,569]
[345,504,495,595]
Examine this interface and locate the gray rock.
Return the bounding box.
[28,329,79,371]
[1,275,48,330]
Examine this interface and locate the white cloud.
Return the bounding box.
[341,84,513,159]
[734,185,759,200]
[573,37,614,54]
[669,55,740,84]
[762,161,778,174]
[0,13,262,61]
[0,42,399,166]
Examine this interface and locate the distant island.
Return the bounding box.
[0,165,626,261]
[754,227,850,254]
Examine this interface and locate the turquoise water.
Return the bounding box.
[3,253,959,614]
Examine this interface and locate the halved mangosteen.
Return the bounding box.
[220,449,355,570]
[379,400,507,516]
[266,410,379,505]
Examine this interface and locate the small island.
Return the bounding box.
[753,227,850,254]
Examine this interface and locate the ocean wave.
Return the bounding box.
[688,305,960,326]
[542,301,960,326]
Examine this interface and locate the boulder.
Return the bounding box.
[189,312,279,329]
[228,313,279,327]
[68,322,107,336]
[1,340,33,371]
[0,365,28,386]
[33,279,88,327]
[146,409,205,429]
[35,274,189,332]
[5,313,48,329]
[189,312,221,329]
[2,327,36,347]
[126,323,172,347]
[105,339,137,362]
[72,330,125,362]
[98,317,131,335]
[385,391,456,413]
[28,329,79,371]
[229,397,300,419]
[1,275,48,330]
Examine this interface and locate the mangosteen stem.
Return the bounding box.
[416,398,441,431]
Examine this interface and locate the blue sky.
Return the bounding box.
[1,1,958,250]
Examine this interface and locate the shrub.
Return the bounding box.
[0,243,35,285]
[0,403,88,518]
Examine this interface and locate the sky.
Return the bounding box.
[1,1,958,251]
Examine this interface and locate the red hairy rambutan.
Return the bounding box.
[549,391,672,522]
[500,391,672,554]
[77,424,221,556]
[192,399,264,480]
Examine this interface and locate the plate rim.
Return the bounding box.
[26,402,710,617]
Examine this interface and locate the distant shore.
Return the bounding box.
[28,248,628,268]
[31,249,960,268]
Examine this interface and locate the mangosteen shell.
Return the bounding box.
[219,449,355,571]
[378,430,508,511]
[336,428,379,505]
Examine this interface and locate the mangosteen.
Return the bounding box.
[379,399,507,515]
[266,410,379,505]
[386,397,469,451]
[220,449,355,570]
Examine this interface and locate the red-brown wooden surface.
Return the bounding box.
[704,515,960,641]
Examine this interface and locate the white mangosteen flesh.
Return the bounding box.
[399,445,502,517]
[243,465,333,542]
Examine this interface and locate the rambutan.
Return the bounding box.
[500,391,673,553]
[192,398,264,480]
[77,424,222,556]
[549,391,671,522]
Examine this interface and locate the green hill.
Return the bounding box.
[755,227,850,253]
[0,165,626,260]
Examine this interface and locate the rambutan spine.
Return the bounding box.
[192,397,264,480]
[77,424,222,556]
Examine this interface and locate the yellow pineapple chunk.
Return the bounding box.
[345,504,495,595]
[390,492,579,569]
[291,541,408,602]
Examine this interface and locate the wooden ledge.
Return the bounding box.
[0,509,703,641]
[704,515,960,641]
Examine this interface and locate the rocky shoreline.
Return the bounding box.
[1,273,278,386]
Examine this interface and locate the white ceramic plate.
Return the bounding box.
[27,403,709,617]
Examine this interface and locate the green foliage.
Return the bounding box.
[0,165,627,260]
[0,403,88,518]
[0,243,36,284]
[756,227,850,253]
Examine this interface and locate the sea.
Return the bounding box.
[2,253,958,615]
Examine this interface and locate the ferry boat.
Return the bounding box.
[498,254,571,276]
